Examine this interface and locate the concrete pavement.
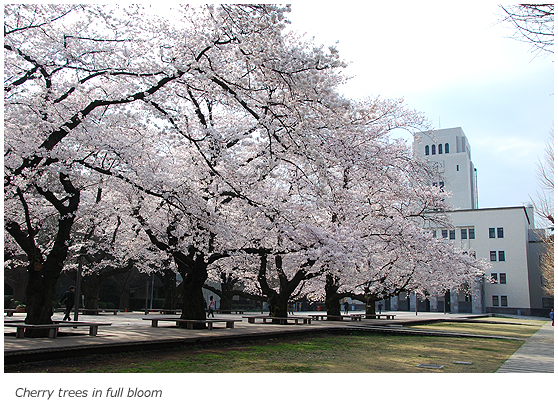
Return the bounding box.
[496,321,554,373]
[4,311,554,371]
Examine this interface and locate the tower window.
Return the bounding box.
[490,251,497,261]
[449,230,455,240]
[442,229,448,238]
[497,227,504,238]
[438,144,443,154]
[498,251,505,261]
[500,295,508,307]
[461,228,467,239]
[432,144,436,155]
[492,295,499,306]
[445,143,450,153]
[468,228,475,239]
[456,165,459,171]
[425,145,429,155]
[499,273,507,284]
[489,228,495,238]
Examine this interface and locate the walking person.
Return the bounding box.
[378,302,383,314]
[60,286,76,321]
[550,309,554,326]
[343,300,349,314]
[207,296,216,317]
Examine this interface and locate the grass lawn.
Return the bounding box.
[6,330,529,373]
[409,318,545,339]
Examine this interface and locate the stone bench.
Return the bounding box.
[365,314,396,320]
[309,314,363,321]
[142,317,240,330]
[4,321,112,338]
[143,309,181,315]
[242,315,312,325]
[213,309,245,314]
[79,309,127,315]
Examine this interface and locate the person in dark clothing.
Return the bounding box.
[60,286,75,321]
[343,301,349,314]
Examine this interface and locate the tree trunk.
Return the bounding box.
[178,253,208,328]
[365,295,377,316]
[24,261,58,336]
[325,273,342,319]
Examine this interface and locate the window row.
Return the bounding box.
[425,143,450,156]
[433,227,475,240]
[492,295,508,307]
[490,273,507,284]
[490,251,505,262]
[489,227,504,238]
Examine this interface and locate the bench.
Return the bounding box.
[144,309,182,315]
[79,309,126,315]
[242,315,312,325]
[4,309,18,317]
[4,321,112,338]
[142,317,240,330]
[365,314,396,320]
[213,309,245,314]
[309,314,363,321]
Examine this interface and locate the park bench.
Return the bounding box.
[242,315,312,325]
[144,309,181,315]
[213,309,245,314]
[365,314,396,320]
[309,314,363,321]
[4,321,112,338]
[4,309,20,317]
[79,309,127,315]
[142,317,240,330]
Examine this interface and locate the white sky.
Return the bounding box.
[287,1,554,212]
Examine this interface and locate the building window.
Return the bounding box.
[456,164,459,171]
[438,144,443,155]
[490,251,497,261]
[489,228,495,238]
[497,227,504,238]
[442,229,448,238]
[500,296,508,307]
[432,144,436,155]
[492,295,499,306]
[461,228,467,239]
[425,145,429,155]
[432,230,437,238]
[468,228,475,239]
[491,273,498,283]
[499,273,507,284]
[445,143,450,153]
[498,251,505,261]
[449,230,455,240]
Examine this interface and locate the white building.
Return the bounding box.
[413,126,478,210]
[385,127,550,315]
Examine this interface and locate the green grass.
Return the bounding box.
[9,319,542,373]
[409,319,544,339]
[73,331,526,373]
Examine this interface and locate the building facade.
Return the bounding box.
[385,127,550,315]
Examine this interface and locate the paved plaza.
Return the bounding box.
[4,311,553,372]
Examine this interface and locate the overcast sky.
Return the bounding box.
[287,1,554,213]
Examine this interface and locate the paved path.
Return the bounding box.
[5,311,553,372]
[496,322,554,373]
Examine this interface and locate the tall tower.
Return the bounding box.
[413,127,478,210]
